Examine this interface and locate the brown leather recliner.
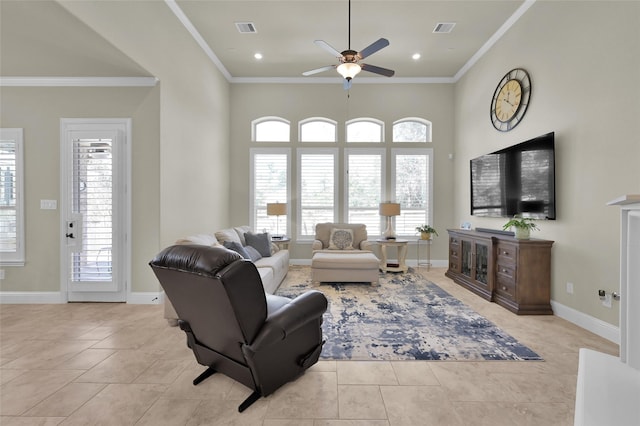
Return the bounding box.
[149,244,327,412]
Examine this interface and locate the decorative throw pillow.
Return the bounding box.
[245,232,272,257]
[215,228,242,245]
[328,228,354,250]
[222,240,250,260]
[176,234,219,247]
[243,245,263,262]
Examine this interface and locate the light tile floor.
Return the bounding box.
[0,267,618,425]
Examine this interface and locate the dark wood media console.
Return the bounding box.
[445,229,554,315]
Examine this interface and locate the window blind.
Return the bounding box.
[347,152,383,235]
[253,153,288,234]
[299,152,335,236]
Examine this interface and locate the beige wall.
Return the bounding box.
[453,1,640,325]
[57,0,232,247]
[230,83,456,261]
[0,86,160,292]
[1,0,231,294]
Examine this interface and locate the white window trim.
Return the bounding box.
[392,117,433,143]
[0,128,25,266]
[298,117,338,142]
[391,147,434,238]
[249,147,291,233]
[296,147,339,241]
[345,117,385,143]
[344,148,386,233]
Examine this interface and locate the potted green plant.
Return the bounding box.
[415,224,438,240]
[502,215,539,240]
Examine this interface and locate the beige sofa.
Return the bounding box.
[311,223,379,284]
[163,226,290,324]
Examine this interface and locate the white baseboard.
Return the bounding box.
[127,292,164,304]
[551,300,620,344]
[291,259,449,267]
[0,291,164,304]
[0,292,66,304]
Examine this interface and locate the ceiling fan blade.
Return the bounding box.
[361,63,395,77]
[343,78,352,90]
[314,40,343,58]
[302,65,336,76]
[357,38,390,60]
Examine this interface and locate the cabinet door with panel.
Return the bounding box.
[448,234,461,273]
[455,235,493,300]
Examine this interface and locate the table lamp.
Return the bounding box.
[266,202,287,238]
[379,202,401,239]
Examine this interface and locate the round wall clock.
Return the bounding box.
[490,68,531,132]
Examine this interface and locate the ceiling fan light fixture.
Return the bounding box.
[337,62,361,80]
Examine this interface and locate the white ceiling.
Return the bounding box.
[0,0,533,84]
[172,0,530,82]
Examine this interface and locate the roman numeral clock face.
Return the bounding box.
[490,68,531,132]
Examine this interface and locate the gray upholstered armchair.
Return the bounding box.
[149,244,327,412]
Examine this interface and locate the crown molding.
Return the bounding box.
[0,77,158,87]
[230,76,456,84]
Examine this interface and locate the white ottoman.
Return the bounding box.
[311,251,380,284]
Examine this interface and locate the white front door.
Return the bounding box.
[60,119,130,302]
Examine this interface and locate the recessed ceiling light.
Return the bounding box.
[412,53,421,60]
[254,53,263,60]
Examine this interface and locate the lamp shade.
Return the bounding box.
[266,202,287,216]
[379,202,401,216]
[337,62,362,80]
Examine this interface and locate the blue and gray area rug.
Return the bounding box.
[277,267,542,361]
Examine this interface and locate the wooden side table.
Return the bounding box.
[376,239,409,273]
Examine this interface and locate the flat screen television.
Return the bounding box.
[470,132,556,220]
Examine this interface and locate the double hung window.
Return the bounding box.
[0,129,25,265]
[392,149,433,236]
[345,149,385,235]
[297,149,338,238]
[250,149,290,235]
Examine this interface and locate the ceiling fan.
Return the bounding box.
[302,0,395,89]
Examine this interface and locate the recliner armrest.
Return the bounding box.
[311,240,323,251]
[249,290,328,350]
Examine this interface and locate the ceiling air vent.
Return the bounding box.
[235,22,257,34]
[433,22,456,34]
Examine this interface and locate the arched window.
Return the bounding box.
[392,118,432,142]
[252,117,290,142]
[299,118,337,142]
[346,118,384,143]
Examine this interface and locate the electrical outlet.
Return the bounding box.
[602,293,612,308]
[566,282,574,294]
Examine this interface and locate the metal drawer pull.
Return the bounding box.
[502,286,507,291]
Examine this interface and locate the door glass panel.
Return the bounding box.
[461,240,472,277]
[475,244,488,284]
[71,138,113,282]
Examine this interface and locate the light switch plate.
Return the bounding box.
[40,200,57,210]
